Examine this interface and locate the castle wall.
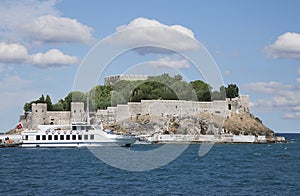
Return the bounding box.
[47,111,71,125]
[22,95,250,129]
[22,102,85,129]
[104,75,148,85]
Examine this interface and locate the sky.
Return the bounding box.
[0,0,300,133]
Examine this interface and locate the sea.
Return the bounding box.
[0,133,299,195]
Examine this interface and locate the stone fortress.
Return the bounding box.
[20,102,86,130]
[19,75,250,131]
[95,96,249,125]
[14,74,285,143]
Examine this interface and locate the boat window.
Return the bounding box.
[72,126,76,130]
[60,135,64,140]
[42,135,46,140]
[78,135,82,140]
[36,135,40,140]
[84,135,88,140]
[66,135,70,140]
[25,135,28,140]
[54,135,58,140]
[72,135,76,140]
[48,135,52,140]
[90,135,94,140]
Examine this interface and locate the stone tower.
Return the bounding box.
[71,102,85,123]
[31,103,47,128]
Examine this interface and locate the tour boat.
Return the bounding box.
[20,123,138,148]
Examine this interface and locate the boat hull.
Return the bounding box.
[20,139,136,148]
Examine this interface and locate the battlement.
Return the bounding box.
[20,102,85,129]
[20,95,249,129]
[104,75,148,85]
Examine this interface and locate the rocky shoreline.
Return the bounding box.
[103,111,285,143]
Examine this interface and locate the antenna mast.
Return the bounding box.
[87,92,90,125]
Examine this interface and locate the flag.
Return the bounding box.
[16,123,23,129]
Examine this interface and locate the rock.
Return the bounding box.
[104,112,274,137]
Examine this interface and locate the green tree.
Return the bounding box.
[89,85,112,110]
[190,80,211,101]
[226,84,239,99]
[23,102,32,112]
[45,95,53,110]
[211,86,226,100]
[37,94,45,103]
[51,99,65,111]
[64,91,86,110]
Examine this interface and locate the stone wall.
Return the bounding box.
[95,95,249,124]
[20,102,85,129]
[20,96,249,130]
[104,75,148,85]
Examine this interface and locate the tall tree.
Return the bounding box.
[45,95,52,110]
[226,84,239,99]
[190,80,211,101]
[37,94,45,103]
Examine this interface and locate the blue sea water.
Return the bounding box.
[0,133,299,195]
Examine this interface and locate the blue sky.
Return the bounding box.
[0,0,300,133]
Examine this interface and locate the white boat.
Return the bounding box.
[20,123,138,148]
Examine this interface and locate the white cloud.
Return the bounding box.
[147,56,190,69]
[0,42,78,68]
[30,49,79,68]
[264,32,300,59]
[111,17,199,54]
[20,15,93,44]
[0,43,28,63]
[283,112,300,119]
[0,0,59,30]
[244,81,294,94]
[244,81,300,119]
[0,0,94,45]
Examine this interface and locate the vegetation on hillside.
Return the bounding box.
[23,74,239,112]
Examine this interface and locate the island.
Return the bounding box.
[3,74,286,145]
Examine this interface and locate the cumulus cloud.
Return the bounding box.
[0,43,28,63]
[0,42,78,68]
[110,17,199,54]
[147,56,190,69]
[244,81,294,94]
[244,81,300,119]
[20,15,93,44]
[30,49,79,68]
[0,0,58,30]
[264,32,300,59]
[0,0,93,45]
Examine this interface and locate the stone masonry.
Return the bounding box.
[19,95,249,130]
